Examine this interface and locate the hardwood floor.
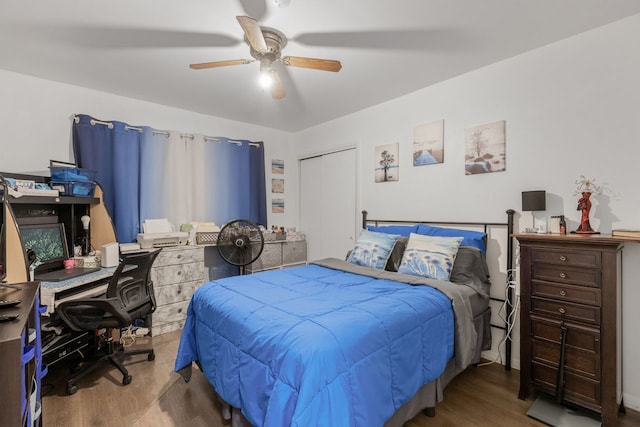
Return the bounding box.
[42,329,640,426]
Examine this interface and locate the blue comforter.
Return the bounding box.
[175,261,455,427]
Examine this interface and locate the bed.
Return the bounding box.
[174,210,515,427]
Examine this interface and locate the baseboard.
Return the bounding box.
[480,349,521,370]
[623,393,640,412]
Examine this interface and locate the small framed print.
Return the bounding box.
[272,178,284,193]
[272,159,284,174]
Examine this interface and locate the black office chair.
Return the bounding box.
[56,248,161,395]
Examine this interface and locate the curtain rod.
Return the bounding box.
[73,115,262,148]
[90,118,114,129]
[125,125,142,133]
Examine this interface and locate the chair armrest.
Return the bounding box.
[57,297,133,331]
[147,280,157,313]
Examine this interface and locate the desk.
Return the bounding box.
[39,267,118,315]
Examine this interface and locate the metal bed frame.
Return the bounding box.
[361,209,516,370]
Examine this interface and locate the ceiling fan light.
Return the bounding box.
[259,71,274,88]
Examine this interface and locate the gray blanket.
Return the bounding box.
[312,258,478,370]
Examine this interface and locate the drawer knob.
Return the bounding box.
[559,256,567,262]
[559,290,567,296]
[559,307,566,314]
[559,272,567,279]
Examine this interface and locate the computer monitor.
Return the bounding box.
[20,223,69,274]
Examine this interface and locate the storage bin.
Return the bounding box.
[50,180,96,197]
[49,166,96,183]
[196,232,219,245]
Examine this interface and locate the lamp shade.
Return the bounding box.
[522,190,546,212]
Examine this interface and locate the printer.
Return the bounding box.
[137,219,188,249]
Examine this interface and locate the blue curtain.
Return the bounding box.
[72,115,267,243]
[72,115,142,243]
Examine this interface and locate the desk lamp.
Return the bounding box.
[521,191,546,233]
[81,215,91,255]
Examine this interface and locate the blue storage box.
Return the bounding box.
[50,180,96,197]
[49,166,96,183]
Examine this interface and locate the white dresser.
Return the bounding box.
[150,245,205,336]
[245,238,307,273]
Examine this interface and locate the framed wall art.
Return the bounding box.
[464,120,506,175]
[375,142,399,182]
[413,119,444,166]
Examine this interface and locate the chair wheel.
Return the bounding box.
[123,375,132,385]
[67,384,78,395]
[148,352,155,361]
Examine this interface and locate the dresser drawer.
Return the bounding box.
[531,315,600,354]
[155,246,205,266]
[152,300,190,325]
[154,279,202,306]
[532,281,601,306]
[531,297,600,325]
[282,241,307,265]
[532,339,600,379]
[531,265,600,288]
[532,361,601,410]
[151,262,205,287]
[249,243,282,271]
[531,248,601,268]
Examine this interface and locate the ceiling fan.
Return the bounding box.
[189,16,342,100]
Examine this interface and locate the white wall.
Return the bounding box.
[0,70,297,229]
[294,14,640,410]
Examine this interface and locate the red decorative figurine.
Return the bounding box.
[573,176,600,235]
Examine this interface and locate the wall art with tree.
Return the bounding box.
[375,143,399,183]
[464,120,506,175]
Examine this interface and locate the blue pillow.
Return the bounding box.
[398,233,463,281]
[367,224,419,237]
[416,224,487,254]
[347,229,401,270]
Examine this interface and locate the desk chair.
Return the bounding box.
[56,249,161,395]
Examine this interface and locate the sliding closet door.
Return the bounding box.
[299,148,357,262]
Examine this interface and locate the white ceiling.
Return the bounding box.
[1,1,639,132]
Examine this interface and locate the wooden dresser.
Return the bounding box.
[515,233,626,426]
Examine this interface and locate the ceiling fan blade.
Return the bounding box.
[282,56,342,72]
[189,59,253,69]
[236,15,268,53]
[293,29,467,51]
[271,71,286,100]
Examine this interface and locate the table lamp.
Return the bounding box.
[81,215,91,255]
[521,190,546,233]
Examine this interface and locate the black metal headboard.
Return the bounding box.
[361,209,516,370]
